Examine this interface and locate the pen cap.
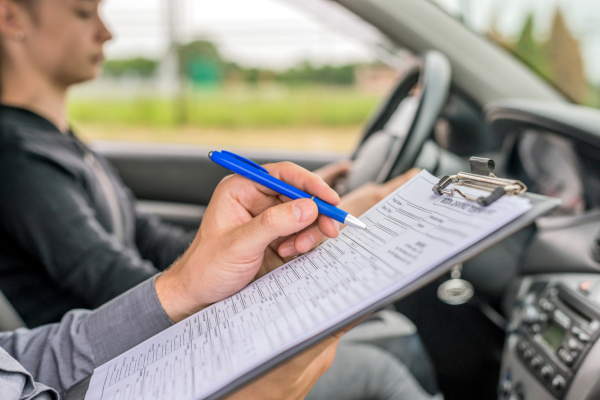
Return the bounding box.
[210,150,312,200]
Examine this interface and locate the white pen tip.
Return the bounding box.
[343,214,368,230]
[365,227,370,231]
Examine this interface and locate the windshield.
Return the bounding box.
[427,0,600,107]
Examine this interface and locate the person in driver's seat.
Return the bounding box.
[0,0,418,329]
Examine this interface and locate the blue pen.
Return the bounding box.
[209,150,369,230]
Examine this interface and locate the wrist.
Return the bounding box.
[155,265,208,323]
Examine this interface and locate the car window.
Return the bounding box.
[427,0,600,108]
[70,0,415,154]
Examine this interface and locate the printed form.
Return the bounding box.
[85,170,532,400]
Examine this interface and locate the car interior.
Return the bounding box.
[3,0,600,399]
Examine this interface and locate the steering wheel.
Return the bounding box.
[341,51,452,193]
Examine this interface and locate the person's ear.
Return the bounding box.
[0,0,28,43]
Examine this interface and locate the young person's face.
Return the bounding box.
[22,0,112,86]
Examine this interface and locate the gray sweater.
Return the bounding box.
[0,276,172,399]
[0,105,195,327]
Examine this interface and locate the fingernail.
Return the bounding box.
[279,241,297,258]
[293,200,314,223]
[333,219,340,233]
[299,234,316,252]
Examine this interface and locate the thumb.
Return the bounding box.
[234,198,318,252]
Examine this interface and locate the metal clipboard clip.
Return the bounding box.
[431,157,527,207]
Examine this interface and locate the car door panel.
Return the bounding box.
[92,142,344,227]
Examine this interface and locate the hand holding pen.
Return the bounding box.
[158,159,343,320]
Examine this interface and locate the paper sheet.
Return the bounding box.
[84,170,532,400]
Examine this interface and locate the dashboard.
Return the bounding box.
[511,130,585,216]
[500,275,600,400]
[481,101,600,400]
[486,100,600,214]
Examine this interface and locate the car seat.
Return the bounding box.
[342,308,440,396]
[0,288,26,331]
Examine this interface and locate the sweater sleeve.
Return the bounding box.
[0,151,159,309]
[0,277,173,398]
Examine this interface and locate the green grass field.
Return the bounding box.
[69,88,378,152]
[69,88,380,128]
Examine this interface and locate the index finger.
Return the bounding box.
[261,162,341,206]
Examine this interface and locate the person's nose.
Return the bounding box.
[96,17,113,44]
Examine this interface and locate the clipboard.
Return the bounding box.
[431,157,528,207]
[66,163,561,400]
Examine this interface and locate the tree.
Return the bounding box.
[102,58,158,78]
[546,9,587,103]
[276,61,356,86]
[513,14,551,79]
[177,40,223,86]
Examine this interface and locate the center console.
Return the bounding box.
[499,275,600,400]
